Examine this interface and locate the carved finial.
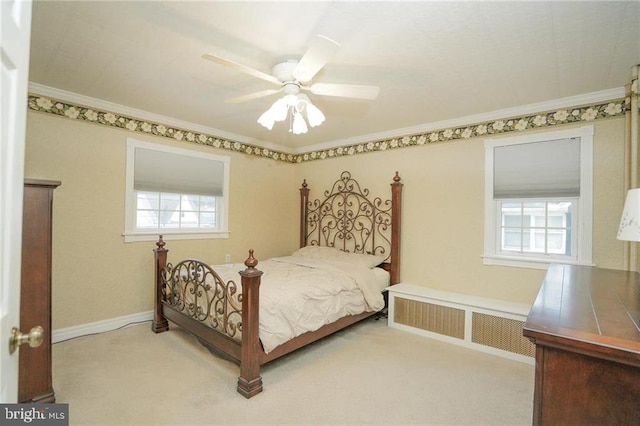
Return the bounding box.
[301,179,308,189]
[156,235,166,249]
[244,249,258,269]
[393,171,401,183]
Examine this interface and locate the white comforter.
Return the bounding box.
[212,256,386,353]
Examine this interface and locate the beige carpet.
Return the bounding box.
[52,318,534,425]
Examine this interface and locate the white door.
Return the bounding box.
[0,0,33,403]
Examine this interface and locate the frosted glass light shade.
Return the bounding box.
[271,97,290,122]
[257,110,275,130]
[617,189,640,242]
[292,111,308,134]
[306,103,325,127]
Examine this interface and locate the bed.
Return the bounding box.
[151,171,403,398]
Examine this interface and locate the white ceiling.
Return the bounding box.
[29,1,640,151]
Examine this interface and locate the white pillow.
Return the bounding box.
[333,250,387,269]
[291,245,340,260]
[292,245,387,268]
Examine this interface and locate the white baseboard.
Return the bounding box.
[52,311,154,344]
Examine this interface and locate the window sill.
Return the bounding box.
[123,230,230,243]
[482,254,594,270]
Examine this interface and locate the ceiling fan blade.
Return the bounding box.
[306,83,381,100]
[292,35,340,83]
[202,53,281,85]
[225,88,283,104]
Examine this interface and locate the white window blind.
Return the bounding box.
[134,148,224,196]
[493,138,580,198]
[124,138,230,242]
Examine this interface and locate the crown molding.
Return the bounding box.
[28,82,295,154]
[298,87,625,153]
[29,82,625,157]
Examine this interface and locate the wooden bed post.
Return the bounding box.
[299,179,309,248]
[152,235,169,333]
[237,250,264,398]
[390,172,403,284]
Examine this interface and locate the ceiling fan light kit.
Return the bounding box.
[257,92,325,134]
[203,35,379,135]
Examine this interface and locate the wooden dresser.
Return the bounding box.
[19,179,60,403]
[523,264,640,425]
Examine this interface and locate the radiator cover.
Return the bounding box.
[388,284,534,364]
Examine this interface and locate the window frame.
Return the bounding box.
[483,126,594,270]
[123,138,230,243]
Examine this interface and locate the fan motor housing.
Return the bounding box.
[272,60,299,83]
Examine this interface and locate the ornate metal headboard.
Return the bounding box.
[299,171,403,284]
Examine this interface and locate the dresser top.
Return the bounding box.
[524,264,640,360]
[24,178,61,188]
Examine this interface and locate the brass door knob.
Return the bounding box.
[9,326,43,355]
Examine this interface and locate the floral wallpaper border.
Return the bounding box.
[28,94,628,164]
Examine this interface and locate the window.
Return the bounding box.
[483,126,593,269]
[499,201,573,255]
[135,192,217,230]
[124,138,230,242]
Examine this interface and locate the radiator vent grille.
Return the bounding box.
[394,297,465,339]
[471,312,535,357]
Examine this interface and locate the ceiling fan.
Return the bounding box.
[202,35,380,134]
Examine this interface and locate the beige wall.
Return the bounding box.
[25,111,627,329]
[295,118,627,304]
[25,112,298,329]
